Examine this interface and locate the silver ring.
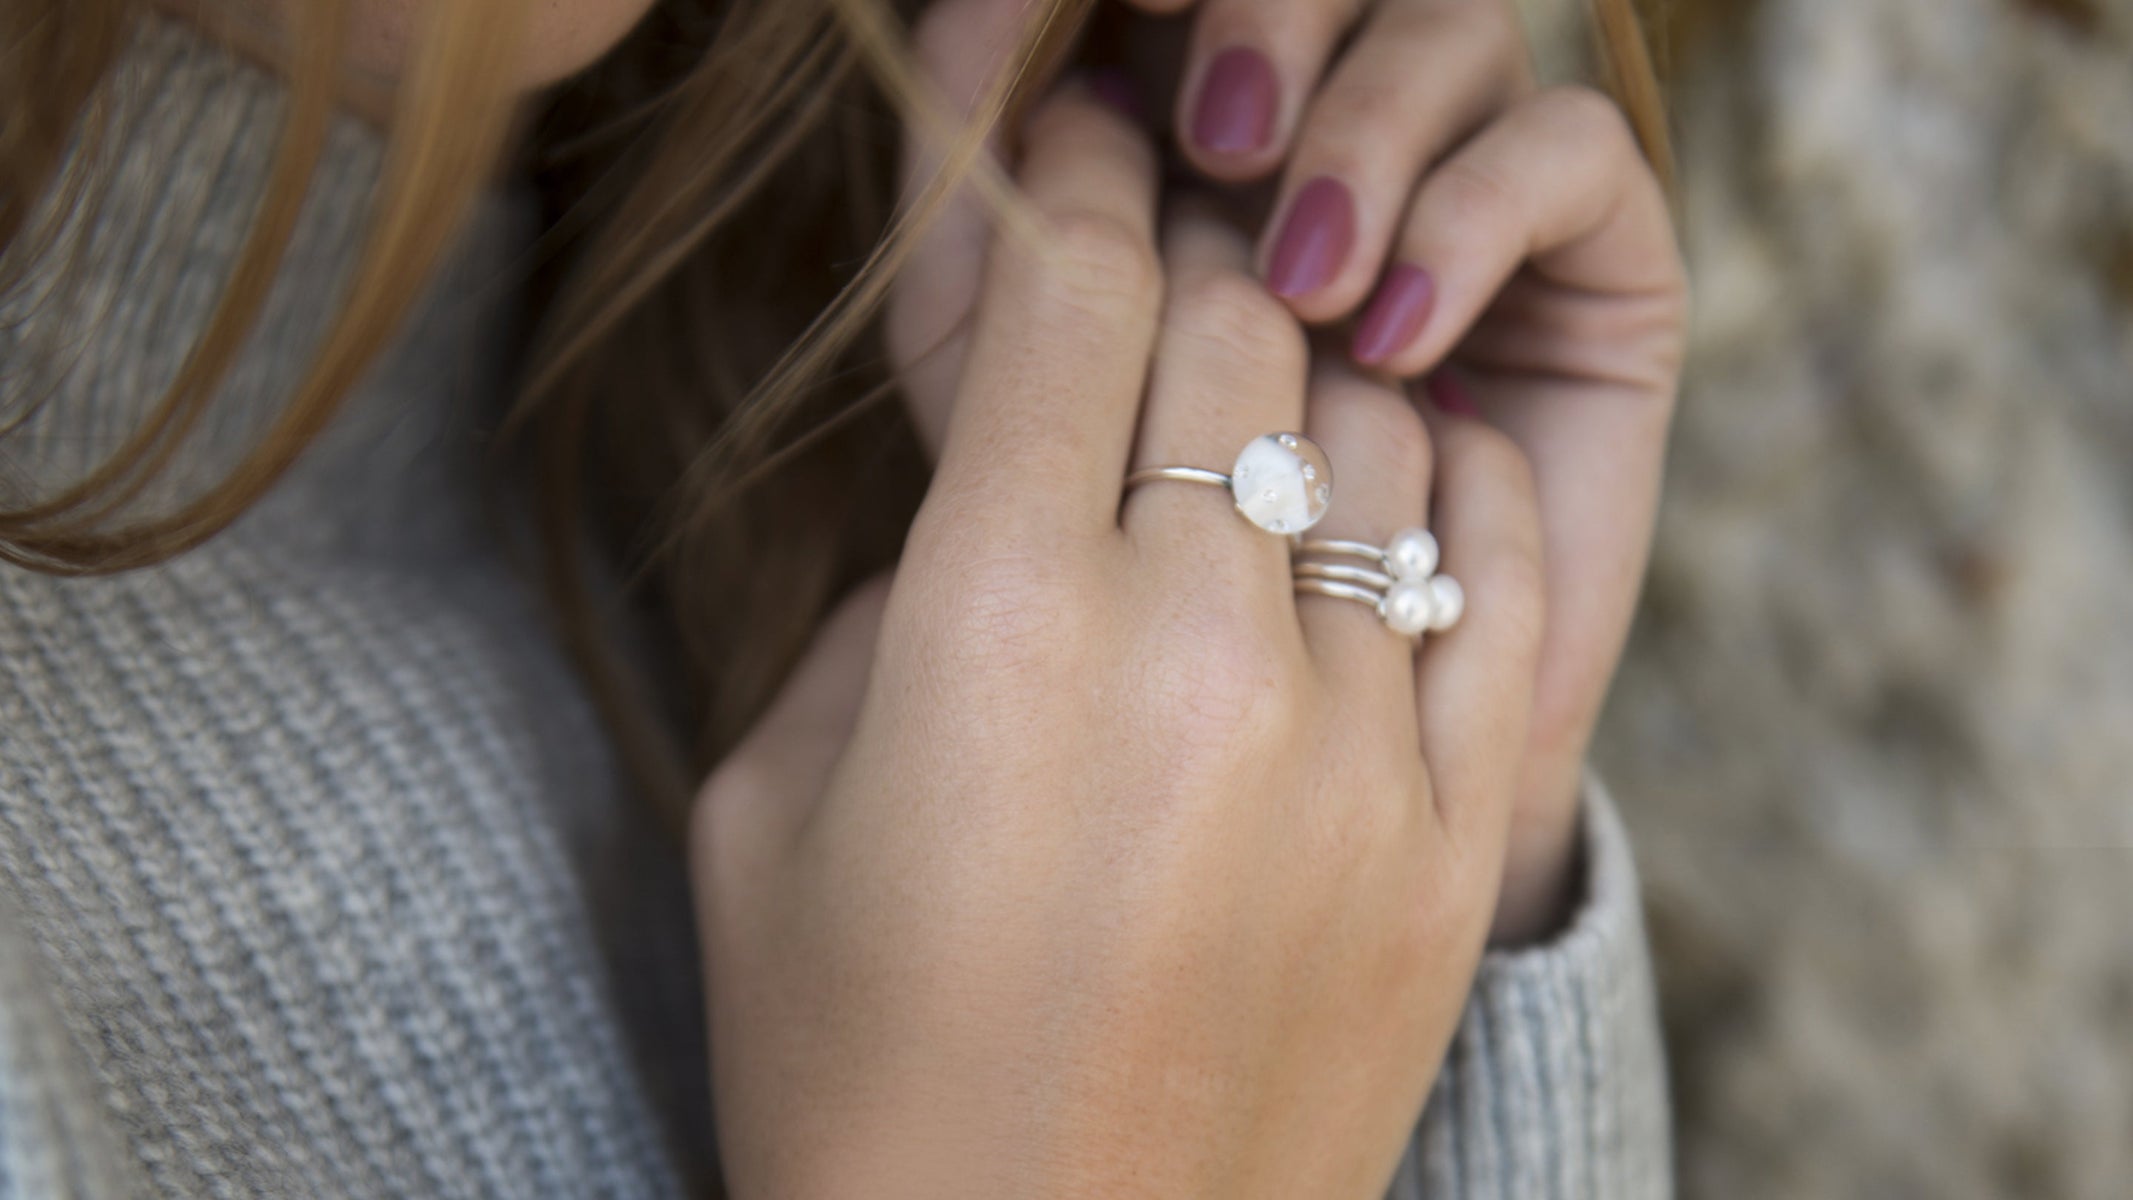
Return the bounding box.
[1293,561,1395,590]
[1125,432,1334,536]
[1292,526,1464,641]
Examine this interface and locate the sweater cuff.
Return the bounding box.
[1386,775,1672,1199]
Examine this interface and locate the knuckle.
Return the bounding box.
[1422,159,1519,247]
[1448,418,1537,499]
[1537,85,1636,157]
[1467,0,1531,69]
[1032,210,1163,315]
[1018,89,1094,150]
[1339,384,1434,476]
[1491,436,1541,510]
[1171,269,1307,378]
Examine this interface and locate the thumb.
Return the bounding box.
[695,575,895,860]
[889,0,1062,454]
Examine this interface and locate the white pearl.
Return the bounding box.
[1384,527,1439,582]
[1426,575,1465,632]
[1381,581,1435,637]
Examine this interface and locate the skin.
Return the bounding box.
[701,86,1548,1195]
[187,0,1684,1185]
[891,0,1686,942]
[712,0,1680,1189]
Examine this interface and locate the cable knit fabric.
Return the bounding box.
[0,15,1667,1198]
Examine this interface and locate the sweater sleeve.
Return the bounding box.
[0,898,143,1199]
[1386,776,1672,1200]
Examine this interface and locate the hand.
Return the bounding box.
[889,0,1686,944]
[697,88,1549,1198]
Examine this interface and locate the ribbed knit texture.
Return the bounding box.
[0,15,1667,1198]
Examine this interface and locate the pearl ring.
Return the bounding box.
[1125,432,1334,536]
[1293,528,1464,641]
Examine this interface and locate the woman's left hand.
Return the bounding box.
[889,0,1687,944]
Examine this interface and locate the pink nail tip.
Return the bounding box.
[1352,264,1437,365]
[1190,48,1279,155]
[1267,177,1356,298]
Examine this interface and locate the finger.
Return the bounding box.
[1441,365,1670,935]
[1259,0,1533,317]
[1293,360,1432,718]
[1123,200,1308,589]
[931,85,1163,536]
[1413,411,1544,850]
[892,0,1056,455]
[695,576,894,861]
[1172,0,1363,180]
[1354,85,1680,373]
[1363,87,1680,880]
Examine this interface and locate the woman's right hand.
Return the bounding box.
[693,86,1549,1199]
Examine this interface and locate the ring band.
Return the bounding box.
[1124,432,1334,536]
[1123,466,1233,490]
[1292,526,1464,640]
[1294,578,1388,609]
[1292,561,1395,590]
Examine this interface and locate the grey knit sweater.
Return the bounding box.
[0,17,1670,1199]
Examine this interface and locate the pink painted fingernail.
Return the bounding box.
[1190,48,1278,155]
[1427,370,1482,418]
[1267,177,1355,298]
[1352,264,1437,365]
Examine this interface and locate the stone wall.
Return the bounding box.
[1528,0,2133,1195]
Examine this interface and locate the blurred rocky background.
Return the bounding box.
[1519,0,2133,1195]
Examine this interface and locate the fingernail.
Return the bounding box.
[1190,47,1278,155]
[1267,176,1356,298]
[1352,264,1437,365]
[1085,68,1143,122]
[1427,371,1482,418]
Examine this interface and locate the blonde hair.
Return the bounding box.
[0,0,1671,819]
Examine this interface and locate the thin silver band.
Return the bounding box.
[1293,561,1395,590]
[1124,465,1232,491]
[1294,527,1462,641]
[1293,578,1386,610]
[1295,538,1387,565]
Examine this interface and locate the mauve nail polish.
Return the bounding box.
[1352,264,1437,364]
[1427,371,1482,417]
[1190,48,1278,155]
[1267,177,1356,298]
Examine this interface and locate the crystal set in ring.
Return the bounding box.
[1125,432,1466,642]
[1125,433,1335,536]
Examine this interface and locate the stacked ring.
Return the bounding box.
[1293,528,1464,640]
[1124,434,1464,644]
